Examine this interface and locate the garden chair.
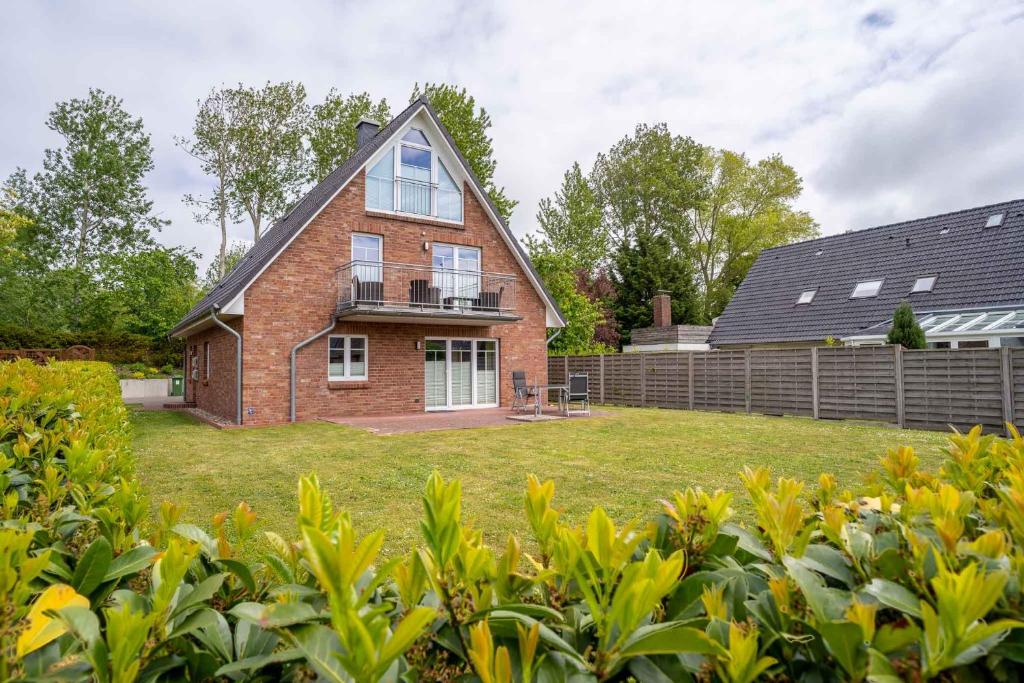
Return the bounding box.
[567,373,590,416]
[511,370,537,413]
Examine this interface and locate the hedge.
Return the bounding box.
[0,326,182,367]
[4,359,1024,681]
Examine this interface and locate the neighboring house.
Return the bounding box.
[624,292,711,352]
[709,199,1024,349]
[169,97,564,425]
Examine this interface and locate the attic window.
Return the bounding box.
[814,249,824,256]
[911,275,937,293]
[985,213,1004,228]
[796,290,816,304]
[851,279,883,298]
[365,126,464,222]
[939,227,950,235]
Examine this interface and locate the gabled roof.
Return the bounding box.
[170,96,563,336]
[708,198,1024,346]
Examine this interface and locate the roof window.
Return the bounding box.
[939,227,950,235]
[796,289,816,305]
[814,249,824,256]
[851,279,883,298]
[910,275,937,293]
[985,213,1004,228]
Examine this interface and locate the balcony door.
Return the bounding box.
[351,234,382,302]
[432,244,481,306]
[424,338,498,410]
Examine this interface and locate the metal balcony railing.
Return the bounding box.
[335,261,518,318]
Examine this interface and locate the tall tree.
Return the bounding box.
[98,246,200,338]
[309,90,391,183]
[409,83,516,222]
[200,241,250,291]
[228,81,310,241]
[0,184,30,264]
[176,89,240,281]
[530,162,608,276]
[590,123,705,246]
[690,149,817,320]
[529,250,609,354]
[610,230,699,342]
[32,89,164,273]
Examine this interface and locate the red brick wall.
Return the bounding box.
[653,293,671,328]
[228,171,548,426]
[184,317,241,421]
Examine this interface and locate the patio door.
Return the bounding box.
[424,338,498,410]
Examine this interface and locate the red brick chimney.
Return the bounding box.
[653,291,671,328]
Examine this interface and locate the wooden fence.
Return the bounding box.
[548,346,1024,434]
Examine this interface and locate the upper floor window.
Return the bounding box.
[851,279,883,298]
[364,127,463,222]
[911,275,937,293]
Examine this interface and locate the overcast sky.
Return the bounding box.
[2,1,1022,270]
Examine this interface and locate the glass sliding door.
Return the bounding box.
[424,341,447,409]
[424,338,499,410]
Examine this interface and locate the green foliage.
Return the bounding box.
[887,301,927,349]
[411,83,516,222]
[527,250,609,355]
[528,162,608,276]
[9,369,1024,679]
[309,90,391,183]
[199,240,250,292]
[691,149,818,321]
[0,326,181,367]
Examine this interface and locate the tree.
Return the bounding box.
[32,89,164,273]
[529,250,608,354]
[98,247,200,338]
[309,90,391,183]
[228,81,310,241]
[0,184,30,264]
[200,241,250,291]
[887,302,926,349]
[590,123,705,246]
[529,162,608,276]
[177,89,241,281]
[690,149,818,321]
[410,83,516,222]
[611,230,700,343]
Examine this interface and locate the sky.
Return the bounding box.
[2,1,1023,271]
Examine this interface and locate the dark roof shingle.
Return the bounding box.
[708,199,1024,345]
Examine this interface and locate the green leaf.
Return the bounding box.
[104,545,158,582]
[215,648,304,676]
[873,621,920,654]
[231,600,320,628]
[721,523,771,561]
[867,648,902,683]
[56,605,101,647]
[72,536,112,598]
[218,558,256,594]
[861,579,922,619]
[784,556,850,621]
[486,610,588,669]
[803,544,854,587]
[469,603,565,623]
[172,523,219,557]
[619,621,726,658]
[818,621,866,679]
[168,606,222,639]
[170,573,225,619]
[287,624,349,683]
[628,655,695,682]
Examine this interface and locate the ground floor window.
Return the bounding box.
[425,338,498,409]
[328,335,368,381]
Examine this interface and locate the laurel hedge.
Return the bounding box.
[4,359,1024,681]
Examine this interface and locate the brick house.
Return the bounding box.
[169,97,564,425]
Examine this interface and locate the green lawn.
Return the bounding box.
[131,408,949,557]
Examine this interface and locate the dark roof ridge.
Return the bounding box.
[761,196,1024,253]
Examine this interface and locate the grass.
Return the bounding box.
[131,407,951,557]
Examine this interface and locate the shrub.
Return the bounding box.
[5,359,1024,680]
[0,325,182,367]
[887,301,927,349]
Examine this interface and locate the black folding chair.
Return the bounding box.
[511,370,537,413]
[567,373,590,416]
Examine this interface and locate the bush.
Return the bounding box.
[0,325,182,367]
[5,359,1024,680]
[887,301,927,349]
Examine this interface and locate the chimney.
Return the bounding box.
[355,118,380,148]
[652,291,672,328]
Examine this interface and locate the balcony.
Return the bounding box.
[335,261,520,325]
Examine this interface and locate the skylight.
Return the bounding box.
[851,280,883,298]
[985,213,1004,228]
[911,275,937,293]
[939,227,950,235]
[796,290,816,305]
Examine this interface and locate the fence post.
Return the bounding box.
[640,353,647,407]
[599,354,605,404]
[688,352,695,410]
[563,355,569,384]
[743,350,752,413]
[1001,347,1015,437]
[893,345,906,429]
[811,347,820,420]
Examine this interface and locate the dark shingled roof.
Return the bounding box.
[708,198,1024,346]
[170,96,562,336]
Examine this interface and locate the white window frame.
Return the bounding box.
[910,275,937,294]
[796,289,816,305]
[327,334,369,382]
[850,279,883,299]
[364,125,464,225]
[424,337,500,410]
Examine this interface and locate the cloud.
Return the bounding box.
[1,0,1022,269]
